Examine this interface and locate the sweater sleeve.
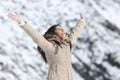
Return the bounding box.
[69,19,86,44]
[20,22,53,52]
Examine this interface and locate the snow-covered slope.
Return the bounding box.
[0,0,120,80]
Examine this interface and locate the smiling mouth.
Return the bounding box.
[61,33,65,36]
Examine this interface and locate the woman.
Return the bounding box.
[8,12,86,80]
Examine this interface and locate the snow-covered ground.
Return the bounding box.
[0,0,120,80]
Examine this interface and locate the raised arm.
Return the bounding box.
[69,14,86,44]
[8,12,53,52]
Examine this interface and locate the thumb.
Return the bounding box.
[15,12,22,23]
[80,13,84,19]
[15,12,19,16]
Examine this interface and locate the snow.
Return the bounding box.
[0,0,120,80]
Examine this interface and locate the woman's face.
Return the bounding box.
[55,26,66,40]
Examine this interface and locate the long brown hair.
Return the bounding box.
[37,24,61,63]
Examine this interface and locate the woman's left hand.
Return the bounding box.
[80,13,86,24]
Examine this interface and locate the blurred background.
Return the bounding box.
[0,0,120,80]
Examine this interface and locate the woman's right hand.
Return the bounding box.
[8,12,22,23]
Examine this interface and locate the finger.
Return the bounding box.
[8,15,15,19]
[15,12,19,16]
[8,14,16,20]
[80,13,84,19]
[8,14,12,18]
[8,13,15,17]
[8,14,15,18]
[80,13,82,16]
[8,13,12,16]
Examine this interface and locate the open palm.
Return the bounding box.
[80,13,86,24]
[8,12,22,23]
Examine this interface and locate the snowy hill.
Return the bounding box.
[0,0,120,80]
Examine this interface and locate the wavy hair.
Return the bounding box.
[37,24,61,63]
